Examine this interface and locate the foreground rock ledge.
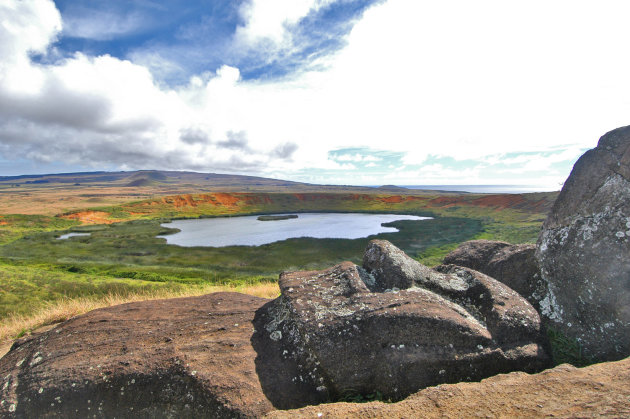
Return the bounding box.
[2,290,625,418]
[268,356,630,418]
[0,289,627,417]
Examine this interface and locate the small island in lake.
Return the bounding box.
[257,214,299,221]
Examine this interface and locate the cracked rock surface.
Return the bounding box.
[536,125,630,361]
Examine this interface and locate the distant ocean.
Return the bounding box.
[393,185,559,194]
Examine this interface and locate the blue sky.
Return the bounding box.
[1,0,630,188]
[48,0,373,84]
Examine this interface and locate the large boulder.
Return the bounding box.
[443,240,540,309]
[0,293,290,418]
[264,240,548,400]
[536,125,630,361]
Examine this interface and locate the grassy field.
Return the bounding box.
[0,215,483,315]
[0,214,78,245]
[0,186,557,343]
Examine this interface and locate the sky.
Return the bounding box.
[1,0,630,188]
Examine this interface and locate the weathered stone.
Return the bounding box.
[443,240,540,309]
[536,125,630,361]
[265,240,548,400]
[363,239,434,290]
[0,293,292,418]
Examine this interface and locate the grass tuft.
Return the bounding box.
[546,326,595,367]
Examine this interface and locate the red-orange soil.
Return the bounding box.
[61,211,114,224]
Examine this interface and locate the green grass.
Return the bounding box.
[0,260,183,318]
[0,214,78,245]
[474,221,543,244]
[0,215,485,319]
[416,243,461,267]
[546,327,595,367]
[0,216,483,277]
[0,192,554,321]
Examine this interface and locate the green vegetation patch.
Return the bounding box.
[0,191,556,320]
[257,214,298,221]
[0,215,483,319]
[0,214,78,245]
[546,327,595,367]
[0,260,181,318]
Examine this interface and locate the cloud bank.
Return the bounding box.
[1,0,630,186]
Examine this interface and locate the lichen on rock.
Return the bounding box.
[535,125,630,361]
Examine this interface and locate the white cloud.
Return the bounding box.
[235,0,335,46]
[334,153,382,162]
[502,148,583,167]
[318,159,357,171]
[0,0,60,58]
[62,10,145,40]
[0,0,60,95]
[2,0,630,188]
[126,50,184,82]
[0,1,301,173]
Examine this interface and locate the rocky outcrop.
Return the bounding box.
[0,247,547,417]
[267,356,630,418]
[536,125,630,361]
[0,293,280,418]
[0,237,548,417]
[3,229,630,416]
[264,240,548,401]
[443,240,540,309]
[0,288,625,419]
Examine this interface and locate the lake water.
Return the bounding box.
[57,232,91,240]
[159,213,430,247]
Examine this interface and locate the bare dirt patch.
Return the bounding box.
[61,210,114,224]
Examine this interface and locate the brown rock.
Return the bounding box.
[443,240,540,309]
[443,239,514,271]
[0,278,625,417]
[263,240,548,401]
[0,293,280,418]
[536,125,630,360]
[266,356,630,418]
[363,239,434,290]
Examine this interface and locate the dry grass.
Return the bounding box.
[0,185,156,215]
[0,281,279,351]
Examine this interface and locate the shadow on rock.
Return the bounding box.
[251,300,329,409]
